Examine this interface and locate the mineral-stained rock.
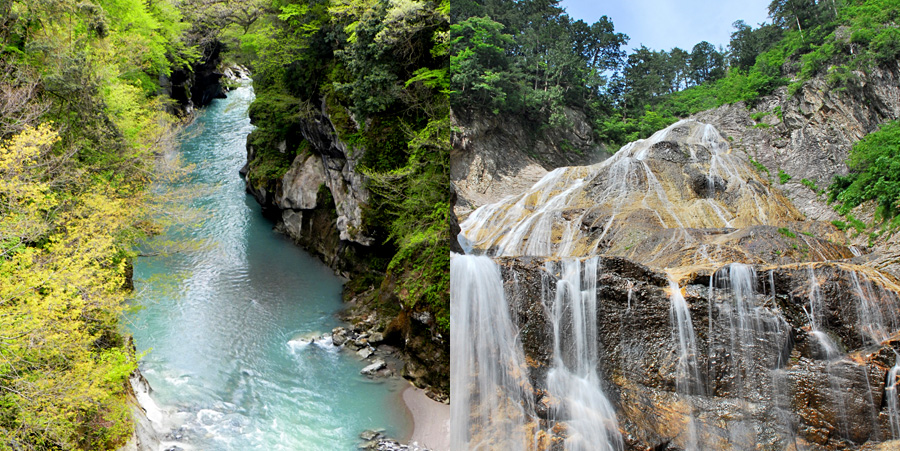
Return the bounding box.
[452,106,605,215]
[693,63,900,236]
[490,257,900,450]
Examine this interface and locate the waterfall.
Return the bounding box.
[805,266,842,359]
[459,120,798,260]
[454,118,900,449]
[708,263,792,447]
[668,278,702,450]
[805,266,853,439]
[545,258,623,451]
[850,270,900,345]
[450,254,532,450]
[888,358,900,439]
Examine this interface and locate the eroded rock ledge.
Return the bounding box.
[242,96,448,396]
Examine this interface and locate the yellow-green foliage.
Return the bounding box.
[0,127,143,449]
[1,0,194,448]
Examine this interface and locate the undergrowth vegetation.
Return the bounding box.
[830,120,900,223]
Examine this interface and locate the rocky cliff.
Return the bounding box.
[693,61,900,226]
[488,256,900,450]
[159,40,228,114]
[452,106,606,215]
[243,96,449,395]
[243,97,375,276]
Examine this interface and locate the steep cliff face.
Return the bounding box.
[693,61,900,223]
[451,107,606,215]
[243,99,375,276]
[243,98,449,394]
[159,40,228,114]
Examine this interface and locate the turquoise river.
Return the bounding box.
[128,85,411,450]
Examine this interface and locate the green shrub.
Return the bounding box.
[778,169,792,184]
[778,227,797,238]
[749,156,770,175]
[829,120,900,219]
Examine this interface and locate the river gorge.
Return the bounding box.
[128,85,412,450]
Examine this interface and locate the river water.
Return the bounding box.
[128,85,411,450]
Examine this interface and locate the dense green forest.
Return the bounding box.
[0,0,194,448]
[225,0,451,330]
[1,0,450,447]
[450,0,900,147]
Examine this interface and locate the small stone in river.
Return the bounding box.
[361,360,386,376]
[359,429,380,441]
[357,347,374,359]
[332,327,348,346]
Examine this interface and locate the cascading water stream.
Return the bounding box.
[805,266,841,359]
[888,358,900,439]
[708,263,793,447]
[667,278,702,450]
[850,271,900,345]
[459,120,801,264]
[805,266,852,438]
[455,117,900,449]
[450,254,531,450]
[545,258,623,451]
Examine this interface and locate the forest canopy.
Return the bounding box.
[0,0,193,447]
[449,0,900,147]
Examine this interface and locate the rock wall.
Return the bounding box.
[496,256,900,450]
[451,107,606,215]
[693,62,900,223]
[159,40,228,114]
[118,370,161,451]
[242,99,374,277]
[453,112,900,449]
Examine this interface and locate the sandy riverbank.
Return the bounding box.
[403,386,449,451]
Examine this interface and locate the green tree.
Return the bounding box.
[449,16,517,111]
[689,41,725,85]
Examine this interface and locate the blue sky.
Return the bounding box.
[560,0,774,52]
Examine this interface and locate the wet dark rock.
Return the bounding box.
[496,256,900,450]
[161,40,227,113]
[689,173,727,198]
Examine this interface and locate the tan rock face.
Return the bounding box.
[460,120,840,270]
[276,152,326,211]
[451,107,605,216]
